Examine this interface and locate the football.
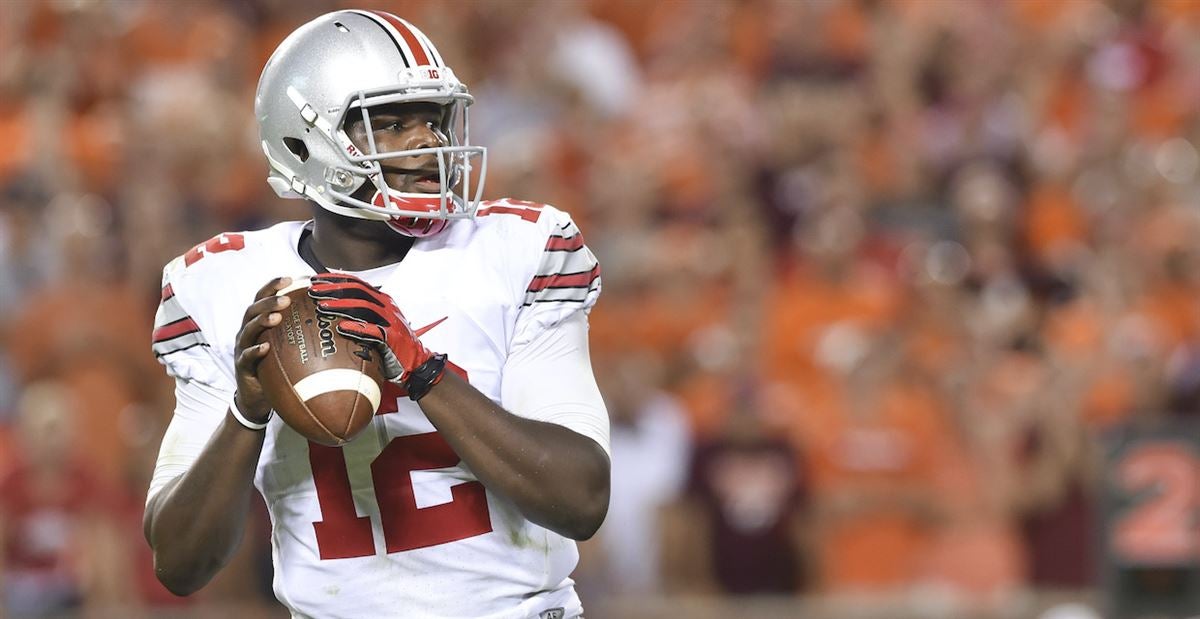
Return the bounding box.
[256,278,385,446]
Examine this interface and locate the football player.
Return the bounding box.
[143,11,609,619]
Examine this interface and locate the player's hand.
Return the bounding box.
[234,276,293,422]
[308,274,436,384]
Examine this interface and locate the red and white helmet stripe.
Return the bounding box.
[352,10,444,68]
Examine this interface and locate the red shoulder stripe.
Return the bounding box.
[545,234,585,251]
[527,265,601,293]
[153,316,201,343]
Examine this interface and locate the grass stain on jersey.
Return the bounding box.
[509,526,551,554]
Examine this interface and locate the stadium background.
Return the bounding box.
[2,0,1199,617]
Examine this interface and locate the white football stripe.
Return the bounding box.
[276,276,313,296]
[292,369,382,413]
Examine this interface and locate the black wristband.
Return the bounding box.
[405,353,448,401]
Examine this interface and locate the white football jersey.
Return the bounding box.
[149,200,605,619]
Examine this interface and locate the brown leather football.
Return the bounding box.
[256,278,385,446]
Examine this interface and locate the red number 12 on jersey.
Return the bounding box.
[307,383,493,560]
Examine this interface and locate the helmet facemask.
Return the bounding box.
[257,12,488,238]
[274,68,487,238]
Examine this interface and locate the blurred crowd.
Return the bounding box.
[2,0,1200,617]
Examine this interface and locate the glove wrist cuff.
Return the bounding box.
[405,354,448,401]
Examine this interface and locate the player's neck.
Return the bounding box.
[308,210,416,271]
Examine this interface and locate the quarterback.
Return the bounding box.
[143,11,610,619]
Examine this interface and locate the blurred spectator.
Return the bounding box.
[0,382,129,616]
[794,334,956,594]
[0,176,60,310]
[3,192,160,487]
[587,352,691,596]
[0,176,58,418]
[662,395,809,595]
[1016,399,1100,590]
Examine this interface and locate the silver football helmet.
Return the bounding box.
[256,10,486,237]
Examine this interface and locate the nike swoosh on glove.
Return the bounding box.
[308,274,437,384]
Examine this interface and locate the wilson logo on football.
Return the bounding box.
[316,314,337,358]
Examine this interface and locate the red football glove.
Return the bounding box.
[308,274,438,386]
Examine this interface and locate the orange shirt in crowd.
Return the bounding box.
[791,377,956,591]
[1021,182,1087,267]
[4,283,159,485]
[1138,284,1200,349]
[762,261,900,388]
[0,101,33,184]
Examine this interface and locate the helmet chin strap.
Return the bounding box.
[326,200,389,222]
[369,188,452,238]
[321,180,393,222]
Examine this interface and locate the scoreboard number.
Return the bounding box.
[1112,442,1200,564]
[1103,420,1200,618]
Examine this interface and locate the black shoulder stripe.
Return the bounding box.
[154,342,211,358]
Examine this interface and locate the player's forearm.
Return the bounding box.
[144,413,265,596]
[418,372,610,540]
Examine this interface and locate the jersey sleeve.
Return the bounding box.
[502,207,607,453]
[147,256,238,503]
[510,208,602,353]
[501,311,609,456]
[152,256,232,387]
[146,377,234,503]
